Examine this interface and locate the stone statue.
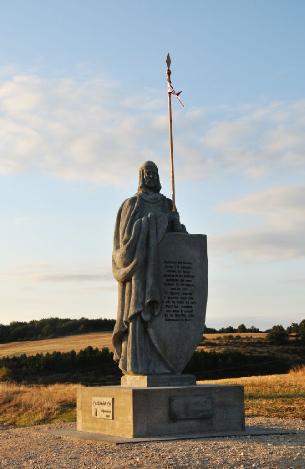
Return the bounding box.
[78,161,243,440]
[112,161,186,375]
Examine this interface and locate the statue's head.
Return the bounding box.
[138,161,161,193]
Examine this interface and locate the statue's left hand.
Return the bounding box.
[169,210,184,232]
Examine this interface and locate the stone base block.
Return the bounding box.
[77,384,245,439]
[121,374,196,387]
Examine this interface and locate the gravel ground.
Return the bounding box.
[0,418,304,469]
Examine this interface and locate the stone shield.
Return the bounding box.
[147,233,208,374]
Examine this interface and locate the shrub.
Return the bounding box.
[237,324,247,333]
[267,325,289,345]
[0,367,11,381]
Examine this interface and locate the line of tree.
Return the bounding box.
[0,346,115,378]
[0,317,115,344]
[206,319,305,339]
[267,321,305,345]
[204,324,260,333]
[0,346,298,384]
[0,317,304,345]
[286,320,305,335]
[0,318,261,344]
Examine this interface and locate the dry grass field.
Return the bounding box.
[0,332,268,358]
[0,382,77,426]
[1,366,304,427]
[0,332,113,358]
[204,332,267,340]
[200,365,305,420]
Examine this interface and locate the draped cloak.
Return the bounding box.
[112,192,177,374]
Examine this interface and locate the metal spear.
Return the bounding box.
[166,53,183,212]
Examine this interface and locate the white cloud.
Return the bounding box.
[12,216,32,226]
[212,185,305,261]
[0,74,157,183]
[0,262,114,285]
[221,185,305,214]
[200,100,305,176]
[0,73,305,183]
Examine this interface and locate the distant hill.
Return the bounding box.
[2,316,304,346]
[0,330,272,359]
[1,332,304,385]
[0,331,113,358]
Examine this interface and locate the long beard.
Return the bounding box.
[138,170,161,193]
[141,183,159,193]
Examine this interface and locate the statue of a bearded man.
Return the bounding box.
[112,161,186,375]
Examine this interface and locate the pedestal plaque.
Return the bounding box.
[92,397,113,419]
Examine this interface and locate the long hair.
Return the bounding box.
[137,161,161,193]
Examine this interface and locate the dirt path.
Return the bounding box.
[1,418,304,468]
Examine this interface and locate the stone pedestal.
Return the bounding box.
[121,374,196,387]
[77,383,245,439]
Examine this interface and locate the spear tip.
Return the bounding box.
[166,53,171,68]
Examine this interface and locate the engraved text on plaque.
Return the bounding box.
[92,397,113,419]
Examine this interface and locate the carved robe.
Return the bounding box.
[112,192,182,374]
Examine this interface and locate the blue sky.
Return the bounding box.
[0,0,304,328]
